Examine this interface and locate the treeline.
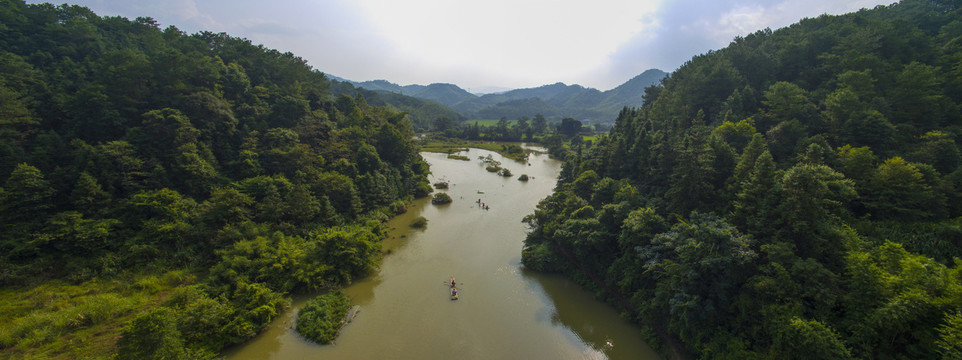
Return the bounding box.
[434,114,550,141]
[329,79,466,132]
[431,114,591,158]
[0,1,429,357]
[523,1,962,359]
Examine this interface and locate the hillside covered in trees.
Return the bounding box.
[344,69,668,123]
[328,78,467,131]
[523,0,962,359]
[0,1,430,358]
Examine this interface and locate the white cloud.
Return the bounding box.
[28,0,897,90]
[348,0,662,87]
[591,0,895,89]
[716,5,770,43]
[166,0,216,28]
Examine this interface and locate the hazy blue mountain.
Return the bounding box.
[353,79,406,93]
[469,83,603,108]
[476,98,561,120]
[335,69,667,122]
[346,80,477,105]
[408,83,478,105]
[469,86,512,95]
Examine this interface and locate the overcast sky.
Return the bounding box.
[31,0,896,92]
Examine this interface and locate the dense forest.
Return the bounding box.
[523,0,962,359]
[0,0,430,358]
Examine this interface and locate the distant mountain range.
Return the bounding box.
[327,69,667,123]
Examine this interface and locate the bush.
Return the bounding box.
[518,174,529,181]
[388,199,408,215]
[432,193,452,205]
[486,165,501,172]
[115,307,188,360]
[410,216,428,229]
[296,291,351,344]
[521,244,562,272]
[414,181,433,198]
[499,168,513,177]
[434,182,449,189]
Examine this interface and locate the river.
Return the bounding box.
[224,146,659,360]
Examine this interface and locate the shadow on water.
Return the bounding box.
[521,268,655,360]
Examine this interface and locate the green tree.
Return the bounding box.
[893,61,950,132]
[309,225,381,284]
[115,307,188,360]
[713,118,757,153]
[0,163,55,234]
[532,113,548,135]
[937,312,962,360]
[198,187,253,229]
[124,188,198,262]
[0,85,38,143]
[433,116,454,132]
[516,116,531,139]
[725,133,766,207]
[731,150,779,236]
[776,163,855,264]
[70,172,111,216]
[771,317,851,360]
[666,130,716,214]
[864,157,940,220]
[911,131,960,174]
[496,117,510,139]
[559,117,582,138]
[759,82,819,131]
[637,212,756,346]
[760,82,818,163]
[841,110,896,152]
[296,291,351,344]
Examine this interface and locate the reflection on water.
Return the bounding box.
[224,146,658,360]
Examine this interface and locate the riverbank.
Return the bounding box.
[0,270,196,360]
[224,148,658,360]
[0,196,420,360]
[419,138,534,161]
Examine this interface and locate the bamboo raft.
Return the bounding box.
[338,305,361,332]
[450,277,459,300]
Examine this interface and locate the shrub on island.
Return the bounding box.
[411,216,428,229]
[296,291,352,344]
[432,193,453,205]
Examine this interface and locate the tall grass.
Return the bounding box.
[0,270,196,359]
[0,293,136,348]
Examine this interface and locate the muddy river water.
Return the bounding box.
[224,146,659,360]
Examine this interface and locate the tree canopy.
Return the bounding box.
[523,1,962,358]
[0,1,430,357]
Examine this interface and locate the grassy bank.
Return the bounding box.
[0,271,195,360]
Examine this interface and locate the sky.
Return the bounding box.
[31,0,896,92]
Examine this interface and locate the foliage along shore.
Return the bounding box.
[419,137,533,161]
[0,1,430,358]
[295,291,352,345]
[524,1,962,359]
